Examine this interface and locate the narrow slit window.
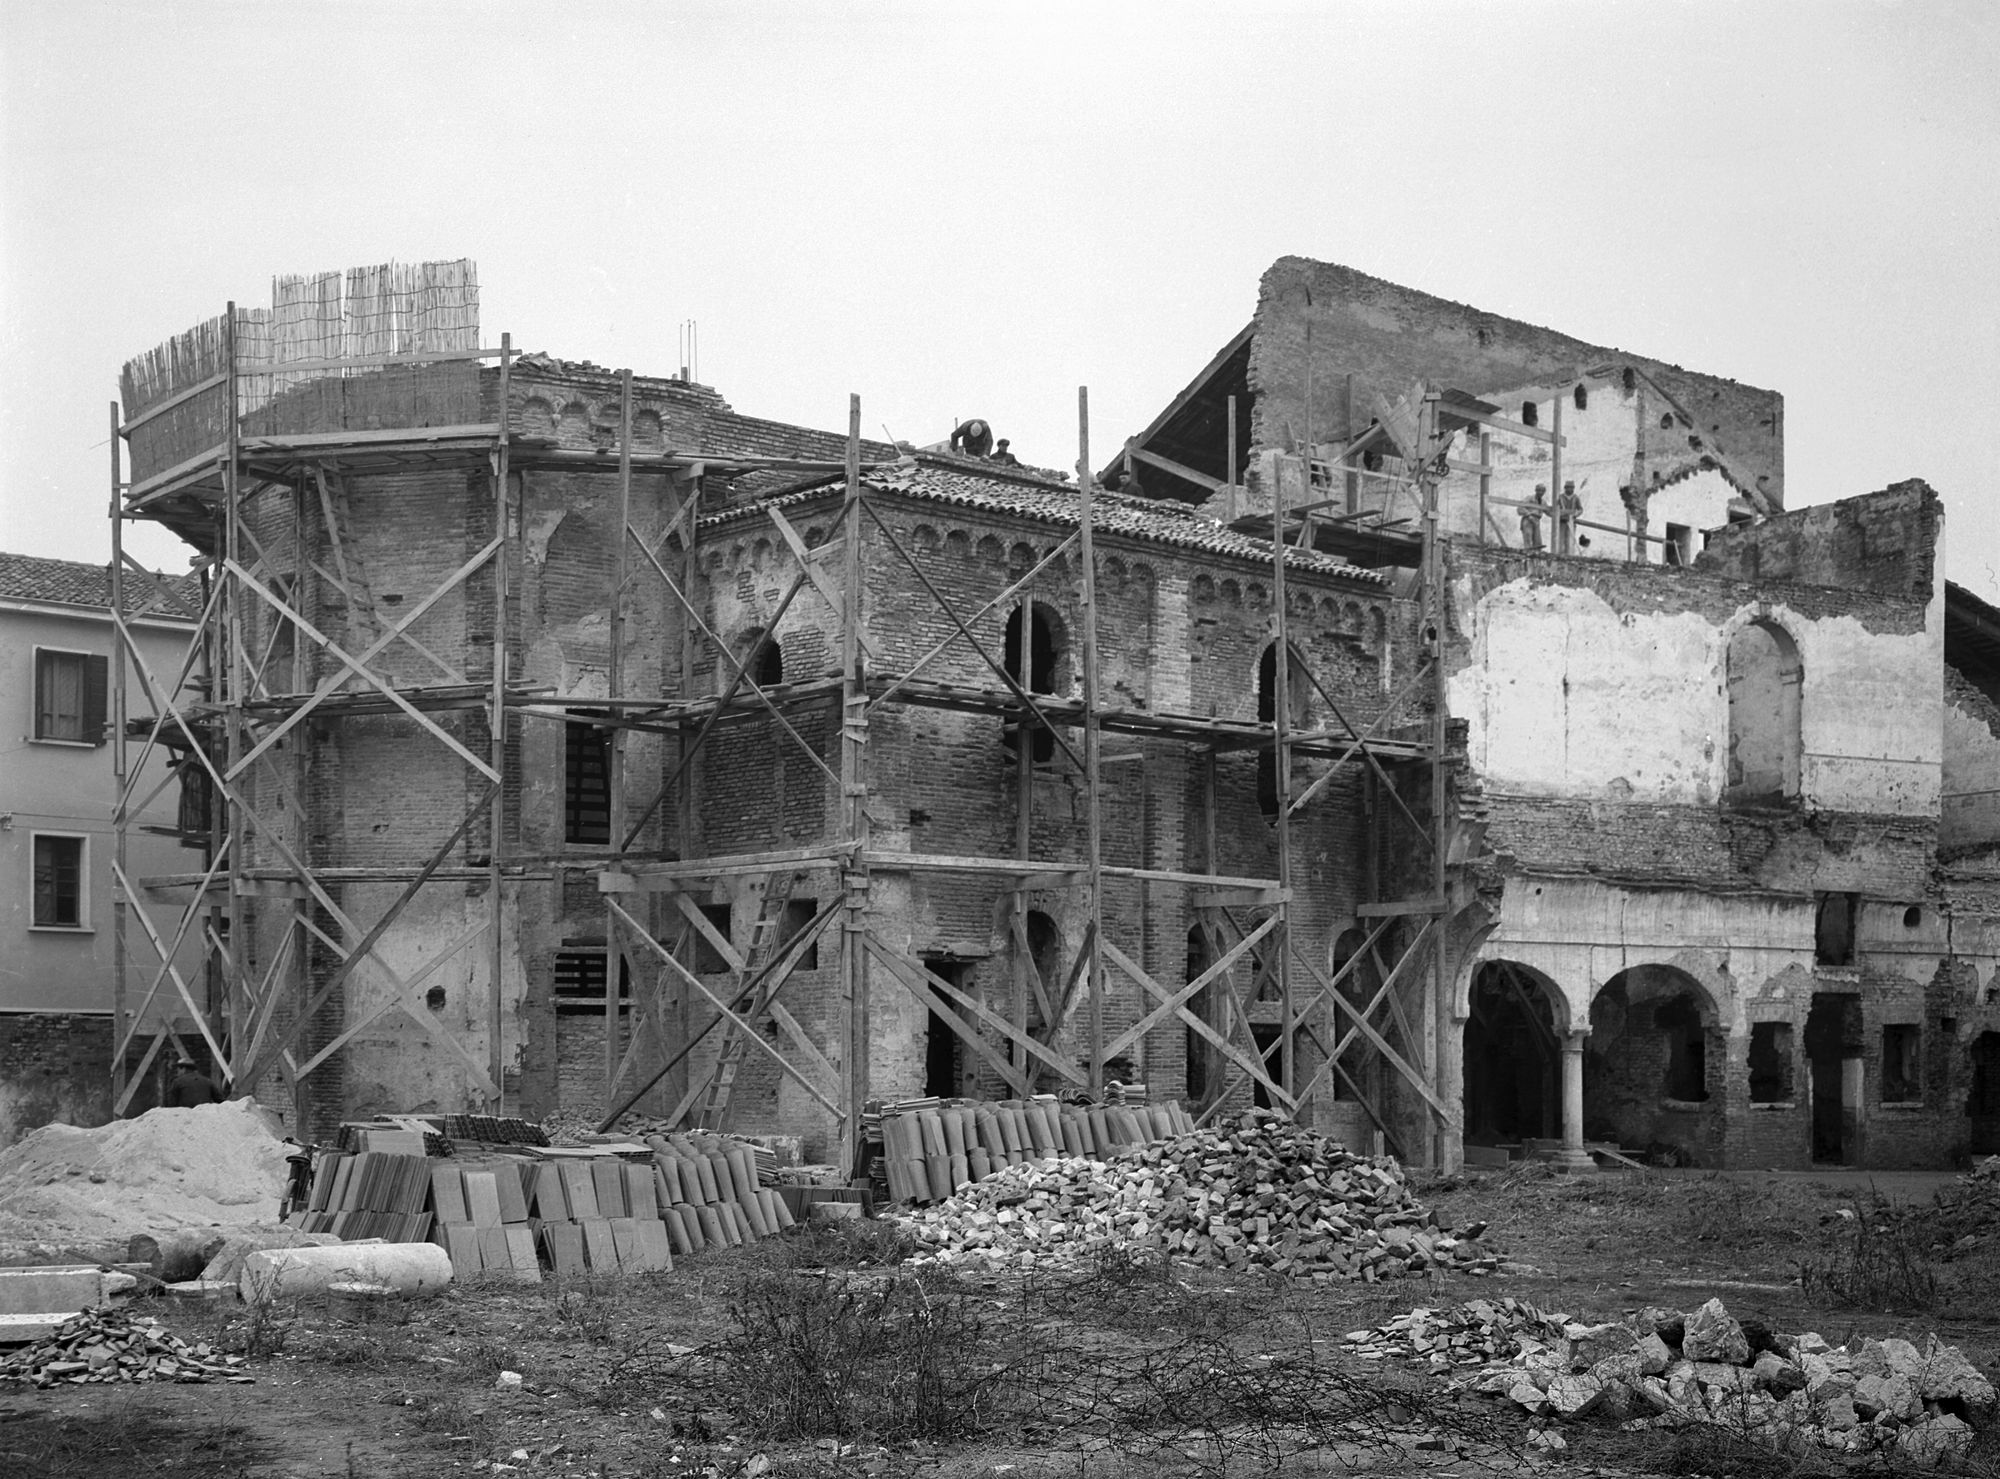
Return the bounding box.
[564,711,613,844]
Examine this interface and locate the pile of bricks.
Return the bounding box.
[1340,1298,1542,1369]
[0,1308,252,1387]
[900,1109,1496,1279]
[1451,1296,1996,1465]
[878,1094,1193,1205]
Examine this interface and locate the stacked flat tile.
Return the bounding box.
[877,1094,1195,1205]
[640,1134,796,1256]
[296,1151,435,1241]
[509,1155,678,1277]
[429,1159,546,1282]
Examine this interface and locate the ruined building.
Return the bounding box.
[98,257,1999,1170]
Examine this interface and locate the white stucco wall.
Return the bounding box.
[1433,372,1739,562]
[1448,575,1942,814]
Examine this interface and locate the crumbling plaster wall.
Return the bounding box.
[1442,484,2000,1168]
[1444,551,1941,814]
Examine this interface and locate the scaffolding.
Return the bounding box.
[111,266,1460,1166]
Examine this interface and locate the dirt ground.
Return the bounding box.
[6,1162,1999,1479]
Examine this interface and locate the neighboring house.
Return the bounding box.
[0,552,202,1144]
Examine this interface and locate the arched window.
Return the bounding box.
[1573,384,1588,411]
[1256,643,1310,820]
[1003,601,1061,763]
[1024,910,1060,1033]
[1724,619,1802,805]
[740,627,783,687]
[1521,400,1539,428]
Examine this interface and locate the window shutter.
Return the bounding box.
[82,654,110,745]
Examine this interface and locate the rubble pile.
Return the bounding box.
[901,1110,1498,1279]
[1342,1297,1554,1369]
[1444,1296,1994,1464]
[0,1307,253,1387]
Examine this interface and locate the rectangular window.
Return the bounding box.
[1882,1024,1921,1103]
[553,945,628,1017]
[693,903,734,974]
[34,648,108,744]
[1748,1021,1794,1102]
[31,834,86,929]
[564,713,612,845]
[780,898,820,971]
[1815,893,1858,967]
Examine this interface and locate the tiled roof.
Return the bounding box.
[0,551,202,620]
[704,455,1391,586]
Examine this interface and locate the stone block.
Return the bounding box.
[1681,1298,1751,1364]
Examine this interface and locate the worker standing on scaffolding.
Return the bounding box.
[1519,485,1547,552]
[1555,481,1583,554]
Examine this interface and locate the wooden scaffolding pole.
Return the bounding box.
[1272,396,1294,1099]
[109,400,130,1108]
[605,368,633,1105]
[487,333,513,1110]
[1078,388,1105,1097]
[839,394,871,1161]
[221,304,246,1083]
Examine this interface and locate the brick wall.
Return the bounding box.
[0,1014,115,1148]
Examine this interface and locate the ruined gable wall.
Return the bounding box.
[1245,258,1784,507]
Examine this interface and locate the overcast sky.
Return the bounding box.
[3,0,1995,601]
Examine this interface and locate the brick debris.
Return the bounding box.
[898,1109,1498,1279]
[0,1307,252,1387]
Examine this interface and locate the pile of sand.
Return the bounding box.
[0,1100,292,1254]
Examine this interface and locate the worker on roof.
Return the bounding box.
[990,438,1020,467]
[949,419,995,459]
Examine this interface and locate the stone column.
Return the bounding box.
[1555,1029,1596,1172]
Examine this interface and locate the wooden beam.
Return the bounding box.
[1356,896,1446,917]
[1129,445,1224,493]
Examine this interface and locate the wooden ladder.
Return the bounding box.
[694,872,800,1131]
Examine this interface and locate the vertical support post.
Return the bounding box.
[605,368,633,1106]
[487,333,513,1111]
[109,401,129,1110]
[1421,385,1450,1168]
[1550,392,1564,554]
[1271,401,1294,1102]
[1477,431,1492,548]
[221,305,246,1085]
[1225,396,1238,523]
[1013,593,1036,1077]
[839,394,870,1162]
[1079,388,1105,1097]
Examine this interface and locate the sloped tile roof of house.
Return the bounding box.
[0,551,203,619]
[706,454,1391,586]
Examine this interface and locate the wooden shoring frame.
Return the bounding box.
[111,316,520,1121]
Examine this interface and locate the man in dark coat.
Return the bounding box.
[166,1054,226,1107]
